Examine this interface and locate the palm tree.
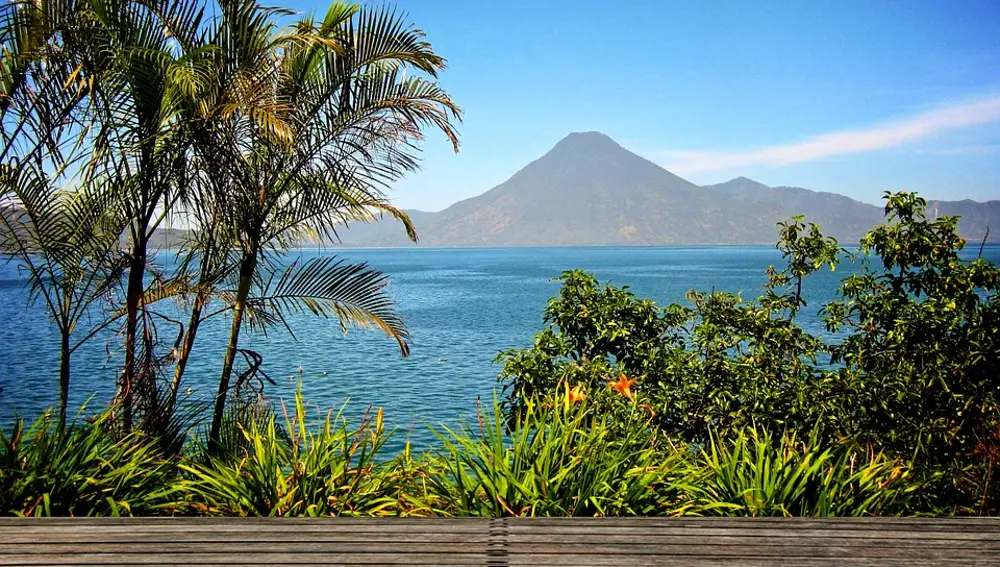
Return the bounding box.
[161,206,236,418]
[66,0,209,431]
[2,0,461,440]
[3,0,219,434]
[196,2,461,444]
[0,166,125,431]
[0,0,128,432]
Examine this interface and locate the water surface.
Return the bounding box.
[2,245,997,450]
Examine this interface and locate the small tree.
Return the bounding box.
[196,3,461,444]
[498,218,841,443]
[824,191,1000,513]
[0,166,124,431]
[0,1,125,431]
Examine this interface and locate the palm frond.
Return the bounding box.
[245,256,410,355]
[0,157,127,339]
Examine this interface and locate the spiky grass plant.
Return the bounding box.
[678,428,918,516]
[426,388,684,517]
[0,412,175,516]
[0,396,928,517]
[176,390,431,516]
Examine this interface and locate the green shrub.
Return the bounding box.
[498,219,839,447]
[498,192,999,514]
[175,391,430,516]
[0,397,930,518]
[677,429,918,517]
[427,389,686,517]
[823,192,1000,513]
[0,412,175,516]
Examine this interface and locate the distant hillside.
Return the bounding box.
[318,210,435,248]
[703,177,886,242]
[147,228,189,250]
[928,200,1000,242]
[0,207,191,251]
[330,132,1000,247]
[425,131,755,246]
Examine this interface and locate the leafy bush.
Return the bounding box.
[823,192,1000,513]
[498,192,999,514]
[0,413,175,516]
[499,215,841,445]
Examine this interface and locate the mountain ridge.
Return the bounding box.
[327,132,1000,247]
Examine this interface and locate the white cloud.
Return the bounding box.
[913,144,1000,156]
[659,95,1000,174]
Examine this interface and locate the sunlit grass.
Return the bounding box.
[0,390,928,517]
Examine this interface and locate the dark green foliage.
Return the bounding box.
[497,270,684,422]
[2,391,917,518]
[499,192,999,514]
[176,390,429,516]
[423,388,914,517]
[823,192,1000,513]
[498,220,838,444]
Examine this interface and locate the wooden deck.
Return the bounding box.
[0,517,997,566]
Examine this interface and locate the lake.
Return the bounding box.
[2,245,998,451]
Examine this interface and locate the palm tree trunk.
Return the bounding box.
[166,290,206,417]
[58,330,70,434]
[209,254,257,444]
[120,242,146,433]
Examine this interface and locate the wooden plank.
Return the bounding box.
[0,519,487,528]
[4,520,994,534]
[4,516,993,526]
[0,532,492,544]
[507,516,998,524]
[506,543,996,558]
[506,533,1000,546]
[10,541,982,560]
[3,516,991,523]
[4,532,998,547]
[0,543,490,554]
[5,559,987,567]
[506,558,998,567]
[1,517,997,567]
[0,523,488,535]
[2,517,995,533]
[0,553,487,566]
[509,527,998,542]
[0,532,489,544]
[510,519,1000,535]
[505,517,1000,529]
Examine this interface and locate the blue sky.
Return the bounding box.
[307,0,1000,211]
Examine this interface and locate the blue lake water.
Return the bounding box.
[2,245,998,451]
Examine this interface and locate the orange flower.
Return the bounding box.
[567,384,586,404]
[610,373,637,400]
